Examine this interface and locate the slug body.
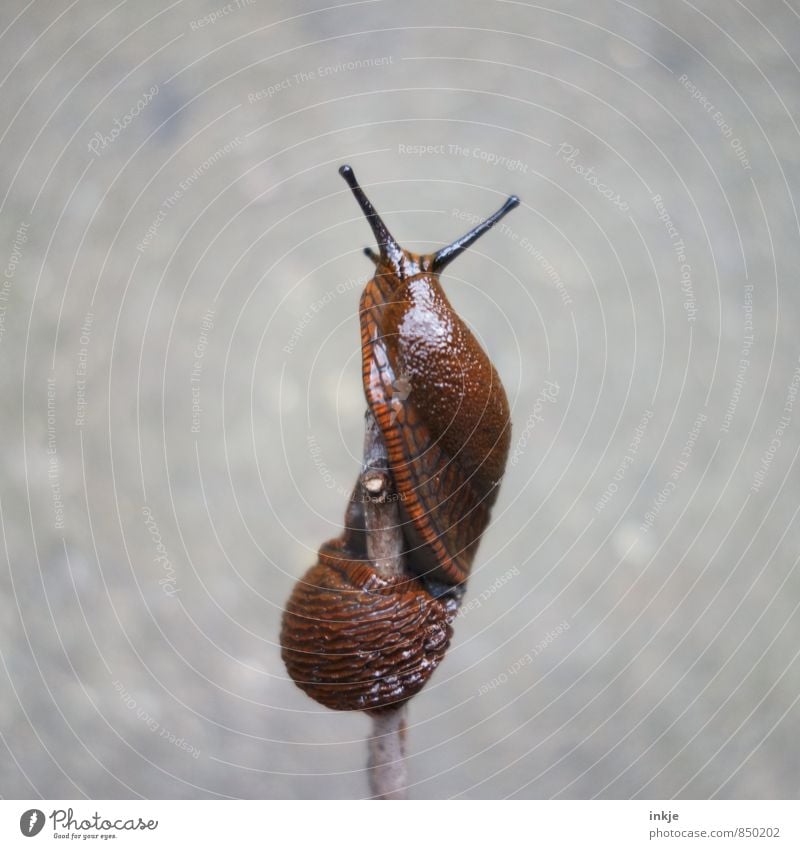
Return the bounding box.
[280,166,519,712]
[346,165,516,587]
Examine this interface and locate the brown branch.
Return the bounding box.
[367,706,408,800]
[360,410,409,800]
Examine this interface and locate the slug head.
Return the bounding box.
[338,164,520,282]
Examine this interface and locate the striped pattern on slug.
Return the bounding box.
[347,168,516,586]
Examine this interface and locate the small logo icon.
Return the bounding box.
[19,809,45,837]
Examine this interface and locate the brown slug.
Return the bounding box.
[345,165,517,588]
[280,166,518,712]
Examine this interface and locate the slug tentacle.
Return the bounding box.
[432,194,520,272]
[339,164,404,270]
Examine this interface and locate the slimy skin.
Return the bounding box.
[280,166,519,712]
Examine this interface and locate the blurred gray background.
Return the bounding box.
[1,0,799,799]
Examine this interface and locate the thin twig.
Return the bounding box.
[367,705,408,800]
[360,410,409,799]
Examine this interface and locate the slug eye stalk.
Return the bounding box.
[339,164,404,268]
[339,163,520,274]
[431,193,520,272]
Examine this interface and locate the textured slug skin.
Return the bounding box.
[280,535,454,712]
[361,272,511,587]
[340,168,515,589]
[280,167,517,713]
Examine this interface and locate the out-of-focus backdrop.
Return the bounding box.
[1,0,799,800]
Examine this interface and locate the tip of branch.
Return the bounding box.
[363,472,387,497]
